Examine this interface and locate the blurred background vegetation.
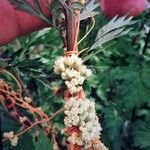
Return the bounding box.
[0,1,150,150]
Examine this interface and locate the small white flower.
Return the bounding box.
[71,78,78,86]
[69,86,77,94]
[64,110,70,115]
[80,113,87,121]
[77,76,85,85]
[85,69,92,78]
[73,70,80,78]
[61,72,67,80]
[37,107,42,111]
[84,142,91,149]
[78,107,84,114]
[11,136,18,147]
[81,127,88,133]
[65,81,70,85]
[67,135,76,145]
[59,64,65,72]
[79,65,87,75]
[89,101,95,109]
[24,97,32,103]
[72,55,82,64]
[3,131,18,147]
[54,67,61,74]
[68,133,83,146]
[80,121,86,127]
[76,138,83,146]
[64,117,72,127]
[76,86,82,92]
[3,131,14,139]
[72,117,80,125]
[69,55,83,68]
[64,57,74,66]
[55,56,64,65]
[88,112,95,120]
[71,107,79,114]
[19,116,27,123]
[54,56,65,74]
[65,98,76,109]
[65,81,72,89]
[85,122,93,131]
[65,69,74,79]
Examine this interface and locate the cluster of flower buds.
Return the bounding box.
[54,55,104,149]
[63,97,102,148]
[24,97,32,103]
[54,55,92,94]
[3,131,18,146]
[19,116,28,123]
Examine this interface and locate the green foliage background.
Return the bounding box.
[0,3,150,150]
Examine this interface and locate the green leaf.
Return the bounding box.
[0,59,8,68]
[90,16,133,50]
[9,0,52,24]
[132,119,150,149]
[12,58,44,69]
[80,0,99,20]
[9,0,39,16]
[14,133,34,150]
[33,131,53,150]
[103,107,124,140]
[1,108,20,132]
[115,65,150,110]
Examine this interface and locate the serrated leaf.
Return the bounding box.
[97,58,150,110]
[12,58,44,69]
[9,0,51,24]
[92,28,132,49]
[132,119,150,149]
[80,0,99,20]
[9,48,24,63]
[9,0,39,16]
[103,107,123,140]
[90,16,133,50]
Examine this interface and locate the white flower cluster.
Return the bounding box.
[64,97,102,148]
[3,131,18,146]
[54,55,92,94]
[24,97,32,103]
[54,55,104,148]
[19,116,27,123]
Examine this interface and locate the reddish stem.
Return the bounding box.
[65,0,80,52]
[64,1,82,149]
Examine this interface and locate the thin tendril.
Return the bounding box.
[2,70,22,95]
[2,108,65,142]
[78,17,95,45]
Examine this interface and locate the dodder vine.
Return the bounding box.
[1,0,133,149]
